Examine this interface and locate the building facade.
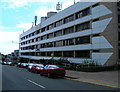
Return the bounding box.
[19,1,120,66]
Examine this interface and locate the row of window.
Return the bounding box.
[21,36,90,50]
[21,21,90,45]
[21,50,90,58]
[21,7,90,41]
[118,15,120,23]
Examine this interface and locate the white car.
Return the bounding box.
[28,63,35,71]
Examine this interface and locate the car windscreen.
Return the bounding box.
[37,65,44,67]
[49,65,59,68]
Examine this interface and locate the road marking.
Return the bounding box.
[28,79,46,89]
[65,78,120,89]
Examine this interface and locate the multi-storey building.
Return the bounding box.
[19,1,120,66]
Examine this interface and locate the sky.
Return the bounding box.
[0,0,81,55]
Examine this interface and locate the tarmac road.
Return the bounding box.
[2,65,119,91]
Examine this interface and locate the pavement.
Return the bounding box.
[65,70,120,88]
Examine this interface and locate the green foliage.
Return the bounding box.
[81,59,101,67]
[39,58,70,66]
[10,63,14,66]
[19,58,29,63]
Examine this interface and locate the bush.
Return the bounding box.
[10,63,15,66]
[81,60,101,67]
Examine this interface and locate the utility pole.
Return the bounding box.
[74,0,75,4]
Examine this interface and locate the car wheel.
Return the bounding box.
[47,72,51,78]
[60,75,65,78]
[35,70,37,73]
[40,72,43,76]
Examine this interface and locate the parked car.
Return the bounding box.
[17,63,22,67]
[7,62,12,65]
[31,64,44,73]
[2,62,7,65]
[28,63,35,71]
[21,63,27,68]
[40,65,66,78]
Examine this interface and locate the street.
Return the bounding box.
[1,65,119,91]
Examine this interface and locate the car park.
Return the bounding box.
[40,65,66,78]
[31,64,44,73]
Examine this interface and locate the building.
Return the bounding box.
[6,50,19,62]
[19,1,120,66]
[0,53,2,61]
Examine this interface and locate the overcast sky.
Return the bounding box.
[0,0,81,55]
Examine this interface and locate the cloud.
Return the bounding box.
[0,30,22,54]
[35,0,80,19]
[16,22,33,31]
[35,6,55,18]
[16,10,19,12]
[24,7,28,10]
[2,0,28,8]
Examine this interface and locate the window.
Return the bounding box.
[37,44,41,49]
[54,41,62,47]
[76,8,90,19]
[41,52,46,56]
[63,51,74,57]
[36,52,40,56]
[54,51,62,57]
[36,37,40,42]
[29,34,32,37]
[118,32,120,41]
[93,50,100,52]
[41,27,46,32]
[64,15,74,24]
[47,52,53,56]
[54,30,62,37]
[118,49,120,59]
[26,35,29,39]
[64,26,74,35]
[49,24,54,30]
[117,2,120,7]
[63,38,74,46]
[47,42,54,47]
[36,30,40,34]
[93,34,100,37]
[32,39,34,42]
[55,20,62,27]
[75,36,90,45]
[75,50,90,58]
[41,35,47,40]
[32,32,36,36]
[41,43,46,48]
[118,15,120,23]
[93,18,99,22]
[47,33,53,39]
[76,21,90,32]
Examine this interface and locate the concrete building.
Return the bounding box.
[19,1,120,66]
[0,53,2,61]
[6,50,19,62]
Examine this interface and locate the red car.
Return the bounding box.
[31,64,44,73]
[20,63,27,68]
[40,65,66,78]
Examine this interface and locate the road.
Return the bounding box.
[2,65,119,91]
